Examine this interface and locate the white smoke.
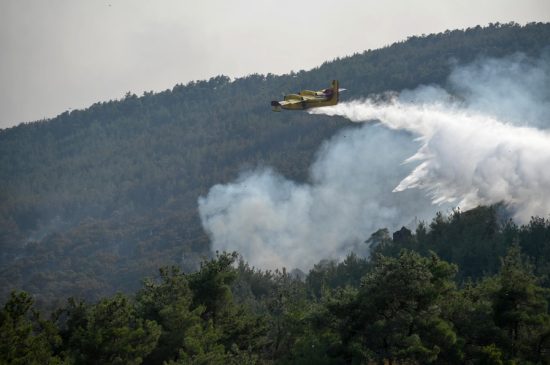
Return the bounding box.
[198,126,436,270]
[199,53,550,271]
[313,100,550,220]
[446,53,550,127]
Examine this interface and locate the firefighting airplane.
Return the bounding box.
[271,80,341,111]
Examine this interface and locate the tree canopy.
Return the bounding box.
[4,213,550,363]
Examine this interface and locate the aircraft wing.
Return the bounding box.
[272,99,302,107]
[280,99,303,106]
[271,98,303,111]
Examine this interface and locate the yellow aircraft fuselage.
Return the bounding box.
[271,80,339,111]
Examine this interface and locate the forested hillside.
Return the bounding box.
[4,206,550,364]
[1,22,550,306]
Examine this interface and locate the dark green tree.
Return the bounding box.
[188,252,267,359]
[306,253,370,299]
[61,294,161,364]
[444,278,506,364]
[330,251,458,364]
[136,266,227,364]
[0,291,62,364]
[493,245,550,363]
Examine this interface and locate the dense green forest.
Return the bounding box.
[3,205,550,364]
[1,21,550,309]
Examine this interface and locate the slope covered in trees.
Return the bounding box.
[3,205,550,364]
[1,22,550,305]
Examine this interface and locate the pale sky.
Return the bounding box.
[1,0,549,129]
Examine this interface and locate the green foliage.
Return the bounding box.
[135,266,213,364]
[371,205,528,283]
[3,227,550,363]
[518,217,550,286]
[328,251,458,364]
[306,253,371,299]
[493,245,550,363]
[444,278,503,363]
[0,291,63,364]
[263,268,311,362]
[60,294,161,364]
[2,23,550,305]
[188,252,239,322]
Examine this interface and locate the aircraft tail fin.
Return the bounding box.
[331,80,339,104]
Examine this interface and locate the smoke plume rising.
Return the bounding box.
[199,53,550,271]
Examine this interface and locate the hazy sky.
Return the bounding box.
[1,0,549,129]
